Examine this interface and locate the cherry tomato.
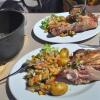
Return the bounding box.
[60,48,69,58]
[50,82,68,96]
[58,58,69,66]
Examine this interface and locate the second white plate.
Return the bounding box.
[33,12,100,43]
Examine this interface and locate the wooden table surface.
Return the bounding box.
[0,13,100,100]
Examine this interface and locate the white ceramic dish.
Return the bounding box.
[33,12,100,43]
[8,44,100,100]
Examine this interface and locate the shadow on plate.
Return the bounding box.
[47,33,55,38]
[0,79,16,100]
[6,80,16,100]
[31,29,97,44]
[75,35,97,44]
[31,30,55,44]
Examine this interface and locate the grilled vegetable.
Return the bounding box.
[58,58,69,66]
[40,18,49,31]
[25,44,70,95]
[50,82,68,96]
[60,48,69,58]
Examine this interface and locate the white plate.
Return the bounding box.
[33,12,100,43]
[8,44,100,100]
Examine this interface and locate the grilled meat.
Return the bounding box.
[72,49,100,65]
[48,22,73,36]
[48,13,98,36]
[62,49,100,84]
[73,14,98,32]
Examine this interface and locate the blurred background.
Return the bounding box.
[0,0,100,13]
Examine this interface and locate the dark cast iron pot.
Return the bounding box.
[0,9,25,61]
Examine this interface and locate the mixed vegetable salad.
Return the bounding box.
[24,44,69,95]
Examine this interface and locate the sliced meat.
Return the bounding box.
[86,66,100,81]
[61,49,100,84]
[48,13,98,36]
[73,15,98,32]
[48,22,73,36]
[72,49,100,65]
[63,65,100,84]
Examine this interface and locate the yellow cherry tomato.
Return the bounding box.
[58,58,69,66]
[60,48,69,58]
[50,82,68,96]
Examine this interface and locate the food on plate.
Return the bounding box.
[59,48,69,66]
[24,44,69,95]
[40,7,98,37]
[40,15,66,33]
[62,49,100,84]
[59,48,69,58]
[24,44,100,96]
[50,82,68,96]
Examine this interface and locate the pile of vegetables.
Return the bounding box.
[40,14,66,32]
[25,44,69,95]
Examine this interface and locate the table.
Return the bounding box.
[0,13,100,100]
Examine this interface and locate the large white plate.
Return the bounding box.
[8,44,100,100]
[33,12,100,43]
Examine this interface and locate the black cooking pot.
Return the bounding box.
[0,9,25,61]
